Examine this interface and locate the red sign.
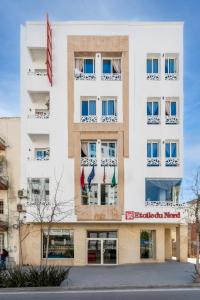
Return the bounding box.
[125,211,181,220]
[46,14,52,86]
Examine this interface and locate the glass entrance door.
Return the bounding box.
[88,240,101,264]
[103,240,117,264]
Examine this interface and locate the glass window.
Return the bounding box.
[171,102,177,116]
[0,234,4,254]
[147,142,159,158]
[103,59,111,73]
[101,142,116,158]
[28,178,49,203]
[43,230,74,259]
[87,231,117,238]
[81,100,96,116]
[140,230,156,259]
[35,148,49,160]
[147,102,159,116]
[84,59,94,73]
[88,143,96,157]
[101,184,117,205]
[145,179,182,202]
[102,100,116,116]
[153,59,158,73]
[165,142,177,158]
[147,58,158,73]
[147,59,152,73]
[165,58,176,74]
[81,184,98,205]
[89,101,96,115]
[82,101,88,116]
[0,201,4,214]
[81,142,96,158]
[147,102,152,116]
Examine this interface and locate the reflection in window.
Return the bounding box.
[140,230,156,259]
[165,101,177,116]
[102,100,116,116]
[102,59,121,74]
[81,184,98,205]
[145,179,182,202]
[81,142,96,158]
[101,142,116,158]
[101,184,117,205]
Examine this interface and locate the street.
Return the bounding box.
[0,288,200,300]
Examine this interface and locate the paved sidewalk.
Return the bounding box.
[62,261,195,289]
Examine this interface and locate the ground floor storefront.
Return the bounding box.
[21,223,188,266]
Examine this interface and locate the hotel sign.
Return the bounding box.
[125,211,181,220]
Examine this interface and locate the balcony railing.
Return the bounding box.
[145,201,185,208]
[146,73,160,80]
[165,115,179,125]
[81,157,97,166]
[74,72,96,81]
[147,115,160,125]
[101,115,118,123]
[165,73,178,80]
[28,111,50,119]
[165,157,179,167]
[81,115,97,123]
[101,73,121,81]
[101,157,118,167]
[27,69,47,76]
[147,158,161,167]
[0,175,8,190]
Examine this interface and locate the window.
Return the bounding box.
[28,178,49,203]
[102,58,121,74]
[81,100,96,116]
[102,100,116,116]
[101,184,117,205]
[165,58,176,74]
[165,142,177,158]
[147,101,159,116]
[166,100,177,116]
[81,184,98,205]
[0,234,4,254]
[101,142,116,158]
[75,58,95,74]
[147,142,159,158]
[87,231,117,238]
[147,58,158,73]
[0,201,3,214]
[140,230,156,259]
[35,148,49,160]
[43,230,74,259]
[81,142,96,158]
[145,179,182,202]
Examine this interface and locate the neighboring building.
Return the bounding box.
[0,117,20,265]
[20,20,187,265]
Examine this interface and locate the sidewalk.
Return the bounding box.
[62,261,196,290]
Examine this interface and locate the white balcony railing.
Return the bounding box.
[81,157,97,166]
[81,115,97,123]
[147,158,161,167]
[145,201,185,208]
[147,115,160,125]
[101,73,121,81]
[28,111,50,119]
[165,157,179,167]
[101,115,118,123]
[101,157,118,167]
[165,73,178,80]
[74,72,96,81]
[27,69,47,76]
[165,115,179,125]
[146,73,160,80]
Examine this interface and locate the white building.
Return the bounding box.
[20,20,187,265]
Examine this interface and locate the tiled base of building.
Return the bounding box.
[21,223,188,266]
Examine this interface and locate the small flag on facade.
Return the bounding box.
[87,166,95,190]
[103,166,106,184]
[80,167,85,190]
[111,167,117,187]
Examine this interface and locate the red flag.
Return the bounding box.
[80,167,85,189]
[46,14,52,86]
[103,166,106,184]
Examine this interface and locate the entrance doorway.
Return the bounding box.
[87,231,117,265]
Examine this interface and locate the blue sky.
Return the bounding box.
[0,0,199,200]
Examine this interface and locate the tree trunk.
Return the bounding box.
[196,232,200,275]
[45,226,51,266]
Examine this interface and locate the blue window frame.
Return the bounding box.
[165,142,177,158]
[81,100,96,116]
[147,58,158,73]
[102,100,116,116]
[147,142,159,158]
[84,59,94,74]
[165,58,176,74]
[171,102,177,116]
[147,102,159,116]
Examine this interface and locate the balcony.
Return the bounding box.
[101,73,121,81]
[81,157,97,166]
[101,157,117,167]
[27,69,47,76]
[81,115,97,123]
[147,115,160,125]
[147,158,161,167]
[165,115,179,125]
[74,72,96,81]
[146,73,160,81]
[101,115,118,123]
[165,157,179,167]
[0,137,6,151]
[28,110,50,119]
[165,73,177,80]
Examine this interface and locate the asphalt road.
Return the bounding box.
[0,288,200,300]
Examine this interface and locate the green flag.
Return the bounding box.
[111,167,117,187]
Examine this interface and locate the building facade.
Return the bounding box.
[20,20,187,265]
[0,117,20,265]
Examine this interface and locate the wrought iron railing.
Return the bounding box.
[81,115,97,123]
[101,157,118,167]
[101,73,121,81]
[74,73,96,80]
[146,73,160,80]
[81,157,97,166]
[165,73,178,80]
[165,157,179,167]
[147,158,161,167]
[147,115,160,124]
[165,115,179,124]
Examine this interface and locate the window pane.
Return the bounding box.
[171,102,177,116]
[152,143,158,157]
[82,184,98,205]
[171,143,177,157]
[140,230,155,259]
[103,59,111,73]
[84,59,94,73]
[101,143,108,158]
[153,102,159,116]
[109,143,116,157]
[153,59,158,73]
[102,101,107,116]
[89,101,96,115]
[147,102,152,116]
[82,101,88,116]
[101,185,117,205]
[89,143,96,157]
[165,59,168,73]
[169,59,175,73]
[165,143,170,158]
[147,59,152,73]
[108,100,115,115]
[147,143,151,158]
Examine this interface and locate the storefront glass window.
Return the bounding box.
[140,230,156,259]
